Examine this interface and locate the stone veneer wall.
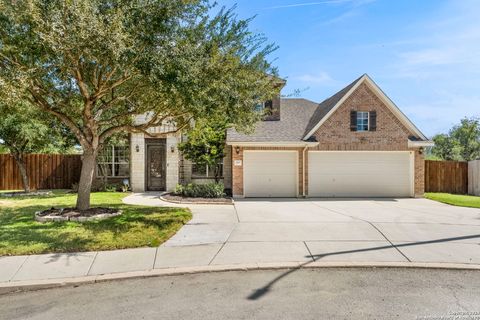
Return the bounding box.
[130,133,145,192]
[130,132,180,192]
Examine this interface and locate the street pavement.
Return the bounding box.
[1,268,479,320]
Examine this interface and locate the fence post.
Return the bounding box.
[469,160,480,196]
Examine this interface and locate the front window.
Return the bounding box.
[356,111,369,131]
[97,146,130,177]
[192,161,224,178]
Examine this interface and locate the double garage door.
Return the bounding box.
[243,151,413,198]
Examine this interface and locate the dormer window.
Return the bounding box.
[255,100,273,113]
[254,102,265,112]
[356,111,369,131]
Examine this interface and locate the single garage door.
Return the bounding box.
[244,151,297,197]
[308,151,413,197]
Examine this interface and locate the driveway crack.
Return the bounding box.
[303,241,315,262]
[367,221,411,262]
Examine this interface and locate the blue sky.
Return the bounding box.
[217,0,480,138]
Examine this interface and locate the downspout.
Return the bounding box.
[302,145,308,198]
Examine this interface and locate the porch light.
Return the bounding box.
[235,146,240,154]
[170,145,175,153]
[135,145,140,152]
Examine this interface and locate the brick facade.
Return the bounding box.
[231,82,426,197]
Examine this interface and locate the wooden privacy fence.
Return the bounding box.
[424,160,468,194]
[0,154,82,190]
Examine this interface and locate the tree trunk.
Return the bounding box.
[76,150,97,210]
[13,153,30,193]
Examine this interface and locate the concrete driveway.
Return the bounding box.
[161,197,480,267]
[3,195,480,286]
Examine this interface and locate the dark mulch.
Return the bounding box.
[37,207,119,218]
[163,194,233,204]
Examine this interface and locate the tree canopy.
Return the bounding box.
[0,0,278,209]
[178,117,227,182]
[431,117,480,161]
[0,101,77,191]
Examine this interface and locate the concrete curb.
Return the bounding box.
[2,261,480,295]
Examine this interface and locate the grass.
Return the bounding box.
[425,192,480,209]
[0,191,191,256]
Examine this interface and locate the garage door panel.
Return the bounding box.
[244,151,297,197]
[308,152,412,198]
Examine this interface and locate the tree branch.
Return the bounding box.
[27,87,89,147]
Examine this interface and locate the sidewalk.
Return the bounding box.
[1,193,480,293]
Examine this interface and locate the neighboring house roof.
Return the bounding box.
[227,98,318,142]
[226,74,429,144]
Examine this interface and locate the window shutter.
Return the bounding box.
[350,111,357,131]
[369,111,377,131]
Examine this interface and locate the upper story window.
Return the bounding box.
[97,146,130,177]
[356,111,369,131]
[254,100,273,113]
[350,110,376,132]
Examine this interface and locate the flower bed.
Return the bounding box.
[161,193,233,205]
[35,207,122,222]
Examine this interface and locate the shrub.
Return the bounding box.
[93,182,119,192]
[173,182,225,198]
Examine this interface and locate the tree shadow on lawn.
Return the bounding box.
[247,233,480,301]
[0,202,191,256]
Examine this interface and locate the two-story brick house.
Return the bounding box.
[119,74,432,197]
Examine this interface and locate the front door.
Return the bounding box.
[146,144,166,191]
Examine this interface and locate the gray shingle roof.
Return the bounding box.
[227,98,319,142]
[303,75,364,137]
[226,75,364,143]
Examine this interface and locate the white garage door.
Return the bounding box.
[308,151,413,197]
[244,151,297,197]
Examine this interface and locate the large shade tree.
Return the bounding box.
[432,117,480,161]
[0,0,278,209]
[0,101,77,192]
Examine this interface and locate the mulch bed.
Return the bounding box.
[161,194,233,205]
[35,207,122,222]
[0,190,52,198]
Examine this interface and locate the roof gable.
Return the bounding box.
[303,74,428,141]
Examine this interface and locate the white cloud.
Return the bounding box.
[265,0,352,10]
[294,72,335,84]
[393,0,480,79]
[264,0,375,10]
[320,9,359,25]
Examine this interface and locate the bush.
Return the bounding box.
[93,182,119,192]
[174,182,225,198]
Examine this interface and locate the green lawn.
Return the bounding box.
[0,192,191,256]
[425,192,480,209]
